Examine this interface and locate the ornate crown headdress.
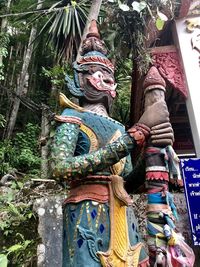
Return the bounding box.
[77,20,114,73]
[65,20,114,98]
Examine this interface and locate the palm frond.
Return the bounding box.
[34,1,90,62]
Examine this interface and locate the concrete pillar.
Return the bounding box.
[174,16,200,157]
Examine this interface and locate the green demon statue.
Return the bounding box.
[49,20,181,267]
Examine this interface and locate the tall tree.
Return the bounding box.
[0,0,12,80]
[4,0,42,139]
[0,0,12,30]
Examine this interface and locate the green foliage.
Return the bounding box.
[111,59,132,124]
[17,149,41,170]
[0,254,8,267]
[102,0,150,73]
[131,1,147,12]
[0,181,38,267]
[13,123,41,172]
[156,9,168,30]
[10,0,35,14]
[117,1,147,12]
[112,85,131,125]
[42,65,65,87]
[156,17,165,30]
[0,140,16,176]
[14,123,40,154]
[0,0,7,10]
[102,0,179,74]
[24,0,90,61]
[0,123,41,176]
[0,114,6,128]
[0,200,34,234]
[42,63,74,113]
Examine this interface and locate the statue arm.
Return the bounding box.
[50,121,137,180]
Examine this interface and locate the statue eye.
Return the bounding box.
[92,71,102,79]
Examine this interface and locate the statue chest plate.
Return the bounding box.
[81,111,125,148]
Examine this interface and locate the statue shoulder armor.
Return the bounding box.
[54,108,82,125]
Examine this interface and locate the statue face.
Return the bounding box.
[78,65,117,112]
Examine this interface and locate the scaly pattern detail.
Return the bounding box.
[50,118,134,179]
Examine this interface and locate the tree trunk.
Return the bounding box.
[0,0,12,83]
[76,0,102,61]
[0,0,12,31]
[4,0,42,139]
[40,105,50,179]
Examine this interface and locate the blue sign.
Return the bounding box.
[181,158,200,245]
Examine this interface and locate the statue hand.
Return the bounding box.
[150,122,174,147]
[138,101,169,128]
[127,123,150,146]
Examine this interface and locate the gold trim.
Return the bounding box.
[97,180,143,267]
[109,130,126,176]
[59,92,85,112]
[80,124,99,152]
[185,18,200,33]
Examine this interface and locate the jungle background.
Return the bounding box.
[0,0,181,266]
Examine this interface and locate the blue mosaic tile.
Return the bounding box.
[77,238,83,248]
[132,223,135,231]
[99,224,105,233]
[91,209,97,219]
